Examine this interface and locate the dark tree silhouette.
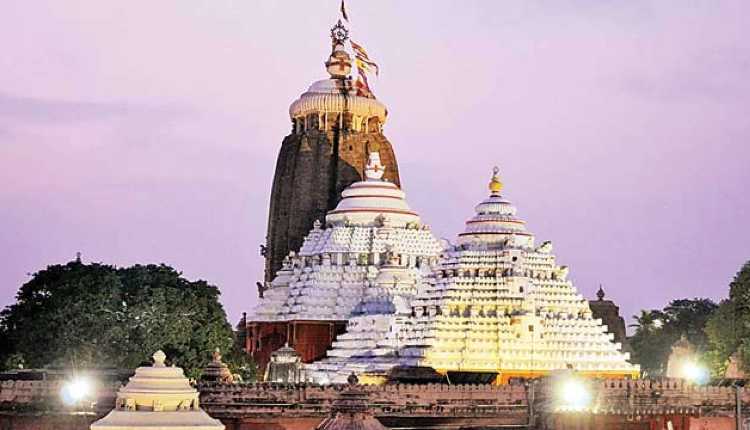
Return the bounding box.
[0,260,241,379]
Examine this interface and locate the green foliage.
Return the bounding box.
[0,260,237,378]
[629,298,718,376]
[224,345,258,382]
[705,260,750,376]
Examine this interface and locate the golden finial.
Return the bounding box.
[488,166,503,195]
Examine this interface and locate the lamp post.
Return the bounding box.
[736,383,743,430]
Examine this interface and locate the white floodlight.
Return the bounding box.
[681,361,709,385]
[60,376,92,405]
[555,376,592,411]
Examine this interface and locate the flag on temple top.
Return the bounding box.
[340,0,349,22]
[354,57,375,97]
[354,74,371,97]
[350,40,380,76]
[355,58,373,74]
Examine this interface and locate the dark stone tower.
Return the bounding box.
[264,21,400,282]
[589,285,630,352]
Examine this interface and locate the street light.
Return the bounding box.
[60,376,93,405]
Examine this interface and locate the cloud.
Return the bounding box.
[0,92,192,124]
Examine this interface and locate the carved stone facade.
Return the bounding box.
[264,28,400,282]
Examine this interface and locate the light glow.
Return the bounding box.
[60,376,92,405]
[556,377,592,411]
[681,361,709,384]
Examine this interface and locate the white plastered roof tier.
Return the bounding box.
[289,79,387,123]
[325,152,419,228]
[249,152,442,323]
[288,42,387,124]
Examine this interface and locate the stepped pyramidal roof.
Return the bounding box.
[306,168,639,384]
[251,152,442,323]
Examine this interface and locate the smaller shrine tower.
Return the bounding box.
[90,351,224,430]
[264,20,400,282]
[247,152,441,373]
[588,286,629,350]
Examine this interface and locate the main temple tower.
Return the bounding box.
[264,21,400,281]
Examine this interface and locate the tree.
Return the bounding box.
[0,260,239,379]
[629,298,718,376]
[705,260,750,376]
[628,310,666,376]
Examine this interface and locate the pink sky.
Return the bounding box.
[1,1,748,330]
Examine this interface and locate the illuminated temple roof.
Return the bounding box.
[307,169,639,384]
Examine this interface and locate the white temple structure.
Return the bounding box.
[306,168,639,384]
[91,350,224,430]
[250,151,442,325]
[304,248,424,383]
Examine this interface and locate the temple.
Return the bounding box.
[248,17,639,384]
[306,169,639,384]
[263,20,400,283]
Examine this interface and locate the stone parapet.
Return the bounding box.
[1,378,747,429]
[0,380,120,412]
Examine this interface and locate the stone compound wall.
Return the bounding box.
[536,379,745,430]
[0,378,747,429]
[0,379,118,408]
[199,381,528,412]
[200,382,529,429]
[594,378,739,411]
[0,379,118,430]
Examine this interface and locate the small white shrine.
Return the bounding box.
[90,350,224,430]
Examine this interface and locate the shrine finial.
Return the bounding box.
[488,166,503,195]
[330,19,349,44]
[597,285,605,301]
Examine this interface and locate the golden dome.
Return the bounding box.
[488,166,503,195]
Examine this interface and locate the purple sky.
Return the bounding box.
[1,1,748,331]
